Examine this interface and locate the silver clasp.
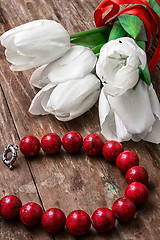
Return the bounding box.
[2,144,18,170]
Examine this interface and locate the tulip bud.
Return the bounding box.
[0,20,70,71]
[99,81,160,143]
[96,37,146,97]
[29,74,100,121]
[30,46,97,88]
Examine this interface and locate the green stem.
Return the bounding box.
[92,44,104,54]
[95,53,100,58]
[70,26,110,39]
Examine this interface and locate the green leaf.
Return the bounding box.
[148,0,160,17]
[133,40,150,89]
[135,40,151,86]
[139,64,151,86]
[70,26,110,38]
[118,14,147,41]
[135,40,146,51]
[133,79,140,90]
[70,26,112,48]
[108,21,127,41]
[70,33,105,48]
[92,44,104,54]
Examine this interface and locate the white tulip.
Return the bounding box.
[99,81,160,143]
[96,37,146,97]
[30,46,97,88]
[0,20,70,71]
[29,74,100,121]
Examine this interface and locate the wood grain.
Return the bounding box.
[0,86,52,240]
[0,0,160,239]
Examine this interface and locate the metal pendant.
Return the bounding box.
[2,144,18,170]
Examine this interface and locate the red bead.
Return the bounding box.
[41,133,61,155]
[20,135,40,157]
[116,151,139,173]
[42,208,66,233]
[112,197,136,222]
[125,182,149,207]
[83,134,104,155]
[125,166,148,185]
[66,210,91,236]
[20,202,43,227]
[91,207,115,233]
[0,195,22,220]
[62,131,83,153]
[102,140,124,162]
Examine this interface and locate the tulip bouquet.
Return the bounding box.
[1,0,160,143]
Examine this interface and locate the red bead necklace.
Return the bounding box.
[1,131,149,236]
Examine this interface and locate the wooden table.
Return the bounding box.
[0,0,160,239]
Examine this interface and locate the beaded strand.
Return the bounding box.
[0,131,149,236]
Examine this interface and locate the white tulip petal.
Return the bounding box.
[113,37,146,69]
[96,43,135,82]
[101,115,120,141]
[113,67,139,96]
[96,37,147,97]
[29,83,55,115]
[115,66,139,87]
[99,89,131,141]
[148,84,160,119]
[99,88,110,125]
[119,37,146,69]
[41,88,55,113]
[114,112,131,141]
[30,65,48,88]
[57,45,85,64]
[34,46,97,85]
[108,81,155,134]
[143,116,160,143]
[103,84,121,96]
[103,67,139,96]
[10,63,33,71]
[1,20,50,47]
[3,36,17,52]
[29,73,100,121]
[28,46,97,87]
[11,47,70,71]
[1,20,71,70]
[47,74,100,113]
[55,90,100,121]
[14,21,70,56]
[48,46,97,84]
[99,89,118,140]
[107,44,138,66]
[5,49,33,66]
[132,126,152,142]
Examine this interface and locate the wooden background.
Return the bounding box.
[0,0,160,239]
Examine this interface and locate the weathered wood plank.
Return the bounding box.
[0,86,52,239]
[0,0,160,239]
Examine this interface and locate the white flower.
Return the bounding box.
[99,81,160,143]
[0,20,70,71]
[29,45,100,121]
[29,74,100,121]
[96,37,146,96]
[30,46,97,88]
